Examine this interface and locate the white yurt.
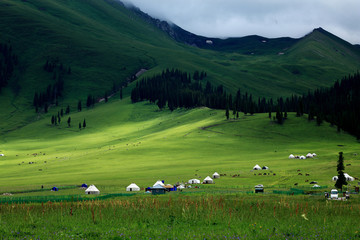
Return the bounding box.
[212,172,220,179]
[312,184,320,188]
[126,183,140,192]
[0,154,4,157]
[332,176,338,181]
[85,185,100,195]
[253,164,261,170]
[344,173,355,181]
[299,155,306,160]
[306,153,313,158]
[312,153,317,157]
[289,154,295,159]
[262,166,269,170]
[203,176,214,184]
[153,180,165,187]
[188,179,201,184]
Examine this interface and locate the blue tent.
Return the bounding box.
[81,183,88,188]
[51,187,58,191]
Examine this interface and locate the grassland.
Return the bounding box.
[0,95,358,192]
[0,194,359,239]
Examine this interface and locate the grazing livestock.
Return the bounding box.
[298,173,303,176]
[306,174,310,176]
[294,183,298,186]
[297,169,301,172]
[305,180,309,182]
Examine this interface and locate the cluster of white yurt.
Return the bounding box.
[332,173,354,182]
[289,153,317,159]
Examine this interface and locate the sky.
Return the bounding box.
[122,0,360,44]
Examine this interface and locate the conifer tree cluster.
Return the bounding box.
[131,69,360,137]
[0,43,18,92]
[131,69,271,113]
[33,58,71,112]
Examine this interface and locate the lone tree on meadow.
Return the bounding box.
[335,152,347,190]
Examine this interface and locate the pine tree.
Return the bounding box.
[120,88,123,100]
[225,105,230,120]
[79,123,81,130]
[51,115,55,125]
[335,152,347,190]
[77,100,82,112]
[66,105,70,114]
[67,117,71,127]
[83,119,86,128]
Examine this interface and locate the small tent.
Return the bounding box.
[81,183,88,188]
[51,187,58,191]
[332,176,338,181]
[344,173,355,181]
[153,180,165,187]
[253,164,261,170]
[203,176,214,184]
[254,184,264,193]
[262,166,269,170]
[299,155,306,160]
[85,185,100,195]
[312,153,317,157]
[188,179,200,184]
[126,183,140,192]
[212,172,220,179]
[312,184,320,188]
[0,154,4,157]
[151,184,166,195]
[289,154,295,159]
[178,184,185,190]
[306,153,313,158]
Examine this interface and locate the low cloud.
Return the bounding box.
[122,0,360,44]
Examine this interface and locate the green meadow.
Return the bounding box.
[0,96,358,192]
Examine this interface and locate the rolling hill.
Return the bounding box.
[0,0,359,190]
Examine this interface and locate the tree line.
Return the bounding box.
[0,42,18,92]
[131,69,360,138]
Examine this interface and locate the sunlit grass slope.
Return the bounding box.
[0,97,358,192]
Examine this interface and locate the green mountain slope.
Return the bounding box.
[0,0,360,134]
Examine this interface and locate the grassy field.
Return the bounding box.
[0,96,359,192]
[0,194,359,239]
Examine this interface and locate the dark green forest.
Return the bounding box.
[131,69,360,138]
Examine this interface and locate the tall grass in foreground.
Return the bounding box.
[0,195,359,239]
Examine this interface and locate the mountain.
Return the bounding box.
[128,4,299,55]
[0,0,360,133]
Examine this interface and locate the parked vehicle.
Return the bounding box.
[330,189,338,199]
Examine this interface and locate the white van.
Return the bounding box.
[330,189,338,199]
